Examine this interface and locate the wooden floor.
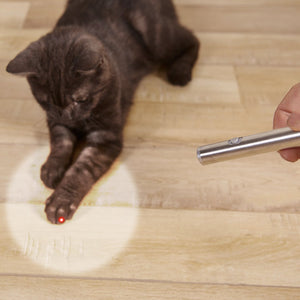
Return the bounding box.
[2,0,300,299]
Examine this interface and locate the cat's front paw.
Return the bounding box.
[167,63,192,86]
[40,159,67,189]
[45,192,78,224]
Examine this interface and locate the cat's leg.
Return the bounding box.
[164,27,200,86]
[128,1,200,86]
[41,125,76,189]
[44,130,122,224]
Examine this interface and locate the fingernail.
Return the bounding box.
[280,151,297,162]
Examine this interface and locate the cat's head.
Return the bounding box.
[6,27,116,123]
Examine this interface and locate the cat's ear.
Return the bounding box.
[6,41,41,77]
[74,36,105,75]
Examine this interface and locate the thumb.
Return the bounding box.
[287,113,300,131]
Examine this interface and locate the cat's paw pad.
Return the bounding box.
[45,194,78,224]
[167,63,192,86]
[40,159,67,189]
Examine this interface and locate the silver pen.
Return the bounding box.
[197,127,300,165]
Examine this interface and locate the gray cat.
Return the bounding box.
[6,0,199,224]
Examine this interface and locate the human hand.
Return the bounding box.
[273,83,300,162]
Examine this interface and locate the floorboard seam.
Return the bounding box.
[0,273,300,290]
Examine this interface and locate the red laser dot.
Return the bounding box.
[58,217,65,224]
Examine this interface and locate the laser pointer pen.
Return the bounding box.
[197,127,300,165]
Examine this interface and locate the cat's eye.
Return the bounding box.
[71,95,88,103]
[74,71,83,79]
[74,69,97,79]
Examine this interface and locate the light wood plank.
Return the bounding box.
[0,98,274,145]
[174,0,300,5]
[0,2,30,30]
[136,65,240,105]
[121,143,300,213]
[0,29,48,61]
[0,276,299,300]
[198,33,300,66]
[19,0,300,33]
[23,0,66,29]
[178,5,300,34]
[0,30,49,103]
[236,66,300,109]
[1,0,300,6]
[126,101,273,143]
[2,134,300,213]
[1,205,300,287]
[1,72,34,102]
[21,1,300,34]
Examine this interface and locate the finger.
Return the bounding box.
[287,113,300,131]
[273,84,300,162]
[273,108,291,129]
[279,147,300,162]
[273,83,300,129]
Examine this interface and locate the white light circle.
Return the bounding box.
[6,146,138,274]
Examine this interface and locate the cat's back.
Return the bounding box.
[55,0,180,89]
[57,0,176,27]
[57,0,131,26]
